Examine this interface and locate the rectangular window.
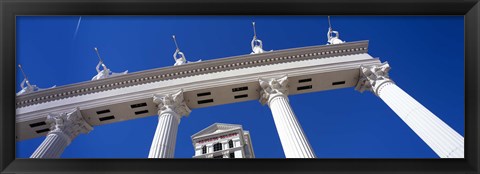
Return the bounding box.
[234,94,248,99]
[29,121,46,128]
[229,153,235,158]
[197,92,211,97]
[99,115,115,121]
[130,102,147,108]
[213,143,223,151]
[202,146,207,154]
[298,78,312,83]
[134,110,149,115]
[197,99,214,104]
[96,109,111,115]
[332,81,346,85]
[232,86,248,92]
[35,128,50,134]
[297,85,313,91]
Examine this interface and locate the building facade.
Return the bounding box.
[191,123,254,158]
[16,38,464,158]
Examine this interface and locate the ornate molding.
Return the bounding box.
[46,107,93,143]
[153,89,191,118]
[259,75,289,105]
[355,62,394,95]
[16,41,369,108]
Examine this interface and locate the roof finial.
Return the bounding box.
[250,21,272,54]
[172,35,187,66]
[252,22,257,38]
[18,64,29,82]
[171,35,201,66]
[326,16,345,45]
[16,64,56,96]
[94,47,104,63]
[172,35,180,51]
[91,47,128,81]
[328,16,332,29]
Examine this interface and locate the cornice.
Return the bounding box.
[16,54,380,125]
[16,41,369,108]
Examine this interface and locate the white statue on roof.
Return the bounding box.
[251,22,272,54]
[91,47,128,81]
[16,64,55,96]
[172,35,201,66]
[327,16,345,45]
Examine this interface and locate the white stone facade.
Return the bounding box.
[259,75,316,158]
[16,41,374,141]
[191,123,255,158]
[18,40,464,159]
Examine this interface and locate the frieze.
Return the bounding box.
[197,133,238,144]
[16,41,368,108]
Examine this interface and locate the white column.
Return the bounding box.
[356,62,464,158]
[259,75,316,158]
[148,89,191,158]
[30,108,93,158]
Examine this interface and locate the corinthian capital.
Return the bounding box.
[355,62,394,95]
[259,75,289,105]
[153,89,191,117]
[46,107,93,143]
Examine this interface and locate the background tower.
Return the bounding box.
[191,123,255,158]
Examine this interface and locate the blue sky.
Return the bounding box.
[15,16,464,158]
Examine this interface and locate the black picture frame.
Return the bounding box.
[1,0,479,173]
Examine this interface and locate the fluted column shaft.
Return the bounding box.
[148,111,180,158]
[259,76,316,158]
[30,108,93,158]
[356,62,464,158]
[377,82,464,158]
[149,89,191,158]
[30,131,70,158]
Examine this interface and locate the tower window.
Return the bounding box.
[213,142,222,151]
[228,140,234,148]
[202,145,207,154]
